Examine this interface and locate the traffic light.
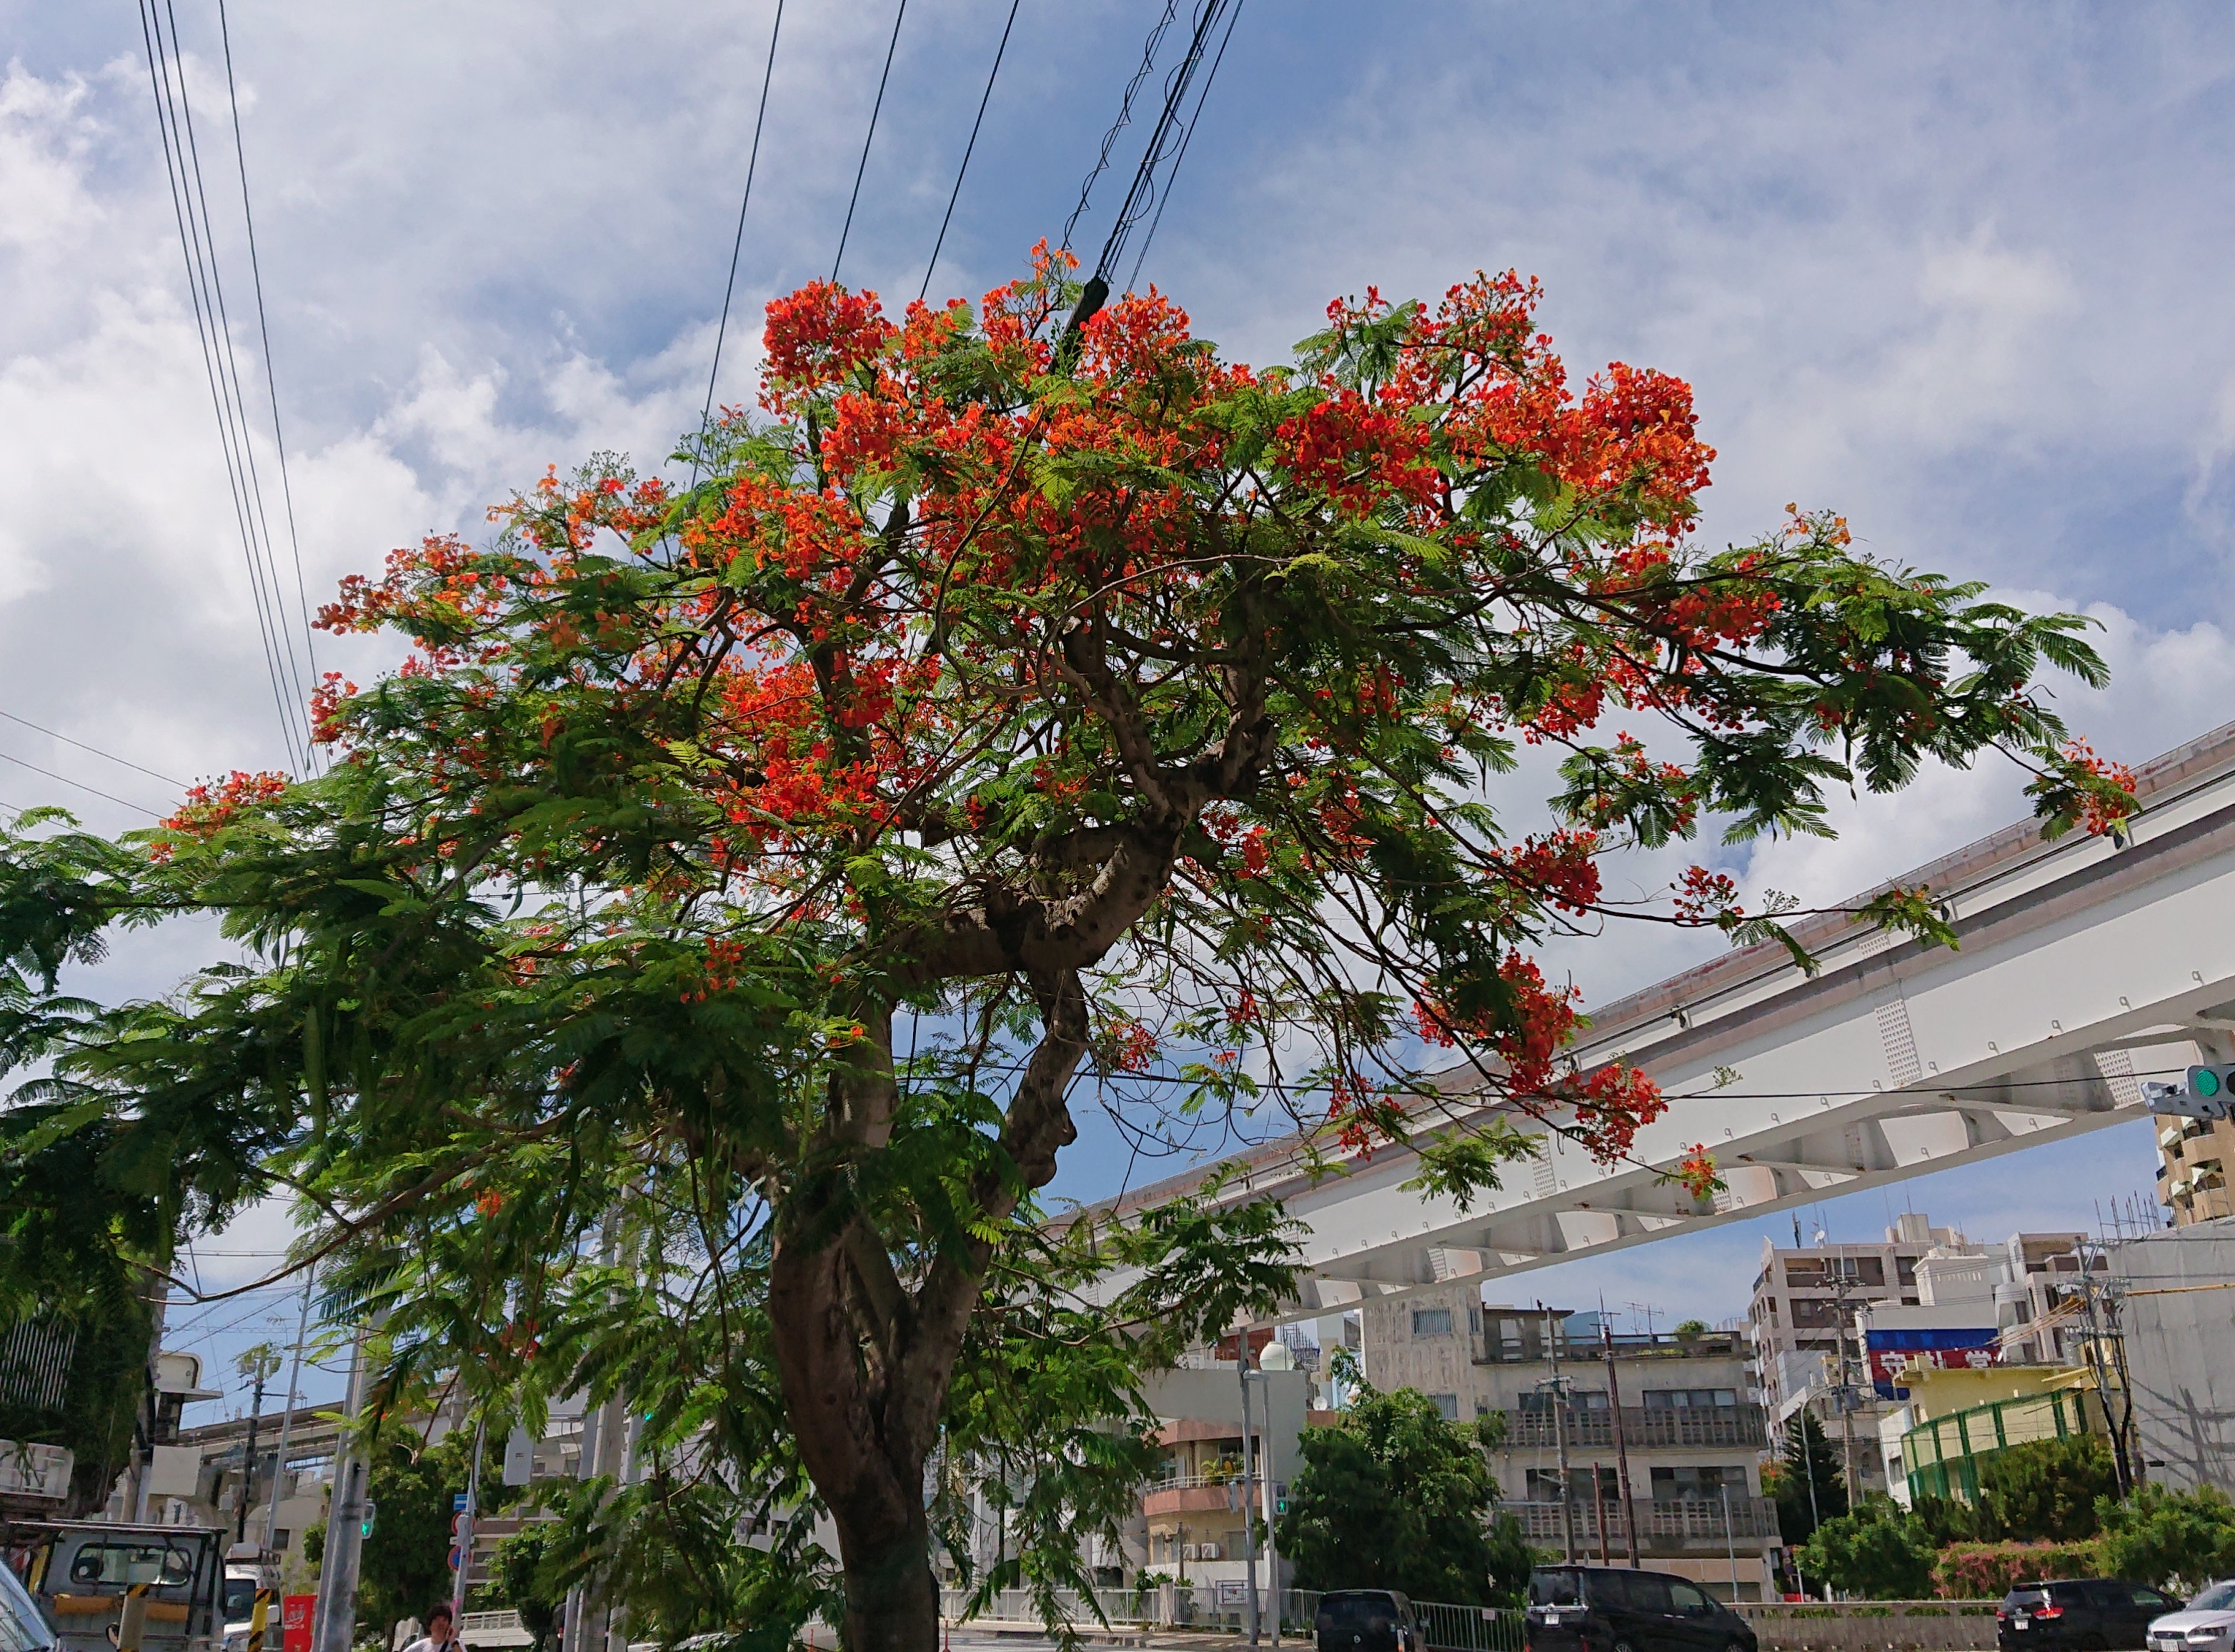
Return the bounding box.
[2142,1069,2235,1121]
[359,1498,377,1540]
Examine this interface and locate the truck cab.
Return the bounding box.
[11,1524,224,1652]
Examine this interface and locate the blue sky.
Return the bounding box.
[1,1,2226,1412]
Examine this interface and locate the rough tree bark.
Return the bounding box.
[769,974,1090,1650]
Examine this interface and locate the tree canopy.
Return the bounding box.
[1278,1385,1530,1606]
[0,248,2134,1650]
[1798,1497,1937,1600]
[1976,1434,2116,1543]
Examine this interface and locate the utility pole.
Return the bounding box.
[129,1278,171,1524]
[2074,1255,2134,1494]
[1720,1484,1739,1603]
[1592,1463,1609,1563]
[309,1325,372,1652]
[1257,1363,1280,1648]
[260,1267,317,1563]
[1828,1265,1861,1507]
[1600,1323,1641,1567]
[1543,1303,1576,1564]
[1238,1335,1260,1644]
[234,1346,279,1544]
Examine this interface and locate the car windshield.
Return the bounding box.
[2190,1584,2235,1612]
[222,1578,258,1623]
[2005,1586,2052,1608]
[0,1561,53,1652]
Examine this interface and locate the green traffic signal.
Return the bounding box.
[2199,1068,2224,1100]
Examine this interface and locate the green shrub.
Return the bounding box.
[2096,1483,2235,1594]
[1976,1437,2117,1542]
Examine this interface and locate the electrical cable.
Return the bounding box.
[1053,0,1231,354]
[1082,0,1229,289]
[215,0,320,775]
[697,0,787,467]
[0,751,161,818]
[136,0,314,775]
[159,0,312,768]
[917,0,1021,306]
[831,0,908,287]
[1060,0,1180,256]
[1122,0,1244,295]
[0,711,185,787]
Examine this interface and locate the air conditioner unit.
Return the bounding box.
[1200,1543,1222,1561]
[1180,1543,1198,1561]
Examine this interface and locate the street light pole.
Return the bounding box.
[1238,1336,1259,1645]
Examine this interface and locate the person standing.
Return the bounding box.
[403,1603,462,1652]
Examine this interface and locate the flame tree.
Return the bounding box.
[0,250,2132,1649]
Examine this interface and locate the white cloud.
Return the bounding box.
[4,2,2233,1271]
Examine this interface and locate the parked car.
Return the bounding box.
[0,1554,56,1652]
[1998,1579,2177,1652]
[1314,1588,1423,1652]
[2144,1579,2235,1652]
[1528,1565,1758,1652]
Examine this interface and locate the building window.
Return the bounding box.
[1642,1388,1740,1410]
[1519,1388,1609,1411]
[1412,1307,1455,1338]
[1428,1393,1459,1420]
[1527,1466,1619,1501]
[1649,1465,1744,1502]
[1791,1298,1846,1329]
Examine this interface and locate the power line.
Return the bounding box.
[215,0,320,775]
[831,0,908,287]
[917,0,1021,306]
[1081,0,1230,290]
[1122,0,1245,295]
[136,0,314,776]
[698,0,787,462]
[1060,1,1180,257]
[0,750,163,819]
[1055,0,1234,353]
[0,711,185,787]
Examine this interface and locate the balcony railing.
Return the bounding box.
[1475,1328,1746,1363]
[1505,1403,1767,1451]
[1497,1496,1781,1545]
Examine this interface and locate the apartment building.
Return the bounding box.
[1360,1286,1778,1601]
[2156,1109,2235,1223]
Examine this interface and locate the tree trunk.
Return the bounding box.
[770,1225,943,1652]
[830,1501,940,1652]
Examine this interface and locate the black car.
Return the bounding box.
[1998,1580,2179,1652]
[1315,1589,1424,1652]
[1527,1566,1758,1652]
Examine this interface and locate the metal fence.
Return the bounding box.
[1497,1496,1781,1543]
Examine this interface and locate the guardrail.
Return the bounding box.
[1738,1601,2000,1652]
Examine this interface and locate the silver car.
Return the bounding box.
[2147,1581,2235,1652]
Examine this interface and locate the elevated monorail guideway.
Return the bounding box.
[1105,719,2235,1322]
